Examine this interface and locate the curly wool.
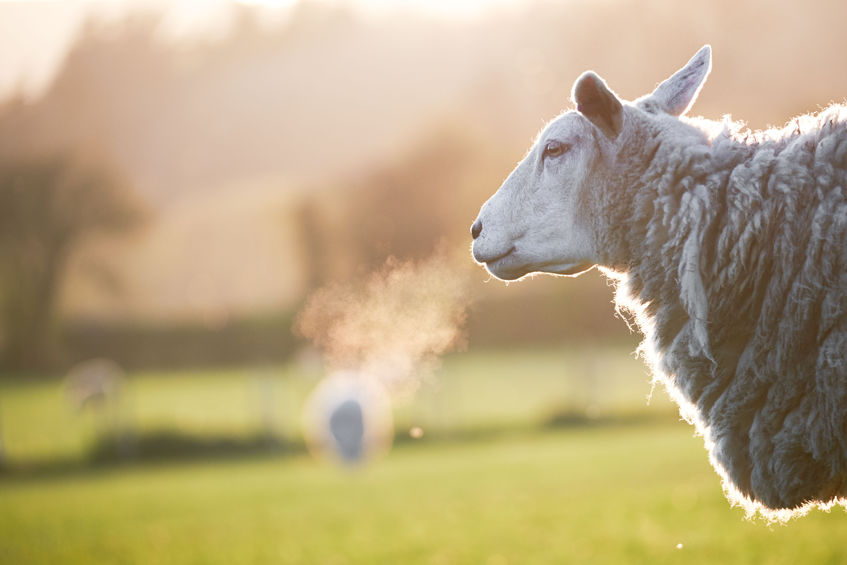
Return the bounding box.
[606,106,847,518]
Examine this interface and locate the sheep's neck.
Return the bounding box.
[603,133,758,403]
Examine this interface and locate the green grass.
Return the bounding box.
[0,346,671,465]
[0,365,317,463]
[0,424,845,564]
[0,347,844,563]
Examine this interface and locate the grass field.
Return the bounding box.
[1,347,845,564]
[0,346,666,465]
[1,424,845,564]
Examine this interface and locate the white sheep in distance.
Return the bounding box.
[471,45,847,519]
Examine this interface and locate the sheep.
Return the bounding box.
[65,358,124,413]
[471,45,847,519]
[301,371,393,465]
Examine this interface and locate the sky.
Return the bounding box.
[0,0,521,102]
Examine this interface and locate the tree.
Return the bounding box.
[0,155,145,371]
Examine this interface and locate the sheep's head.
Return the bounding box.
[471,45,712,280]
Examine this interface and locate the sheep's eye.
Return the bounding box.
[543,141,570,160]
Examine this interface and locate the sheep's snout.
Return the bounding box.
[470,213,516,271]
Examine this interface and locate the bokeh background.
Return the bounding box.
[1,1,846,563]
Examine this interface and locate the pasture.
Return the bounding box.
[1,348,845,564]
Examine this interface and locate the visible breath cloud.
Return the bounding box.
[295,249,471,397]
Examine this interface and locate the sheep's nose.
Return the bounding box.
[471,219,482,239]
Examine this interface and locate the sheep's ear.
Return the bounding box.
[648,45,711,116]
[572,72,623,139]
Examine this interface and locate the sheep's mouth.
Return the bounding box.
[474,246,517,276]
[481,250,526,280]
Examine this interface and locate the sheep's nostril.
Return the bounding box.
[471,219,482,240]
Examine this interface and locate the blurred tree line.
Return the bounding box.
[0,156,144,370]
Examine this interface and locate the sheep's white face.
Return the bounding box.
[471,45,712,281]
[471,113,600,280]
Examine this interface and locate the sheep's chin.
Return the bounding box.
[485,260,594,281]
[546,262,594,277]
